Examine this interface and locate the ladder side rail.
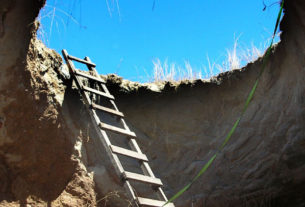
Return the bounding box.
[84,56,170,202]
[63,50,125,174]
[63,50,139,206]
[83,57,153,157]
[88,99,139,205]
[87,103,139,206]
[84,56,119,114]
[99,82,169,201]
[63,50,92,106]
[91,109,139,207]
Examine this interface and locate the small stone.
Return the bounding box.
[0,117,4,129]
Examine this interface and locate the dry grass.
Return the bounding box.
[152,58,202,82]
[105,0,121,17]
[37,0,120,45]
[37,2,81,45]
[150,36,267,82]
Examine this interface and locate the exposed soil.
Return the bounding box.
[0,0,305,207]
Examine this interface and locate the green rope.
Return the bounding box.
[163,1,285,206]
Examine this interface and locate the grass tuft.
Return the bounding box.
[150,36,270,83]
[152,58,202,82]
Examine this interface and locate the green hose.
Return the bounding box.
[163,1,285,206]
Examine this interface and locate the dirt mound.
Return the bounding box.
[1,0,305,207]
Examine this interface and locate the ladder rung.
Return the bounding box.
[100,122,136,138]
[137,197,175,207]
[82,86,114,100]
[110,145,148,161]
[75,70,106,83]
[123,171,163,186]
[67,55,96,67]
[92,103,124,117]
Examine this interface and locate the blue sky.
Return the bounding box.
[38,0,281,82]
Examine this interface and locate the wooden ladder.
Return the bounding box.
[62,50,175,207]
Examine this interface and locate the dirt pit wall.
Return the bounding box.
[0,0,305,207]
[0,1,96,206]
[103,1,305,206]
